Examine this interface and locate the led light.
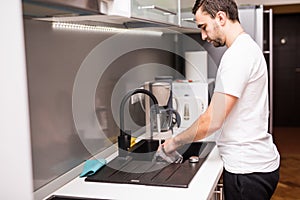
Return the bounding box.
[52,22,163,36]
[52,22,127,33]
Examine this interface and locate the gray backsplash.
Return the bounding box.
[24,19,179,190]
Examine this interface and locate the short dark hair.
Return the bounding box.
[192,0,240,22]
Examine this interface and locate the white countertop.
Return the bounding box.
[47,146,223,200]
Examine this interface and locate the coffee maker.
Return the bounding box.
[144,76,181,139]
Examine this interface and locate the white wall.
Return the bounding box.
[0,1,33,200]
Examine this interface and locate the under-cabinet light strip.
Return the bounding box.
[52,22,163,36]
[52,22,127,32]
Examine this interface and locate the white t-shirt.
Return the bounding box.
[214,34,280,174]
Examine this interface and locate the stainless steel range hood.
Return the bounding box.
[22,0,146,29]
[23,0,100,18]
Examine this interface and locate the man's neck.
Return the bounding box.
[225,22,244,48]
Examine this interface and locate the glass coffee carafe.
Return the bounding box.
[150,76,181,133]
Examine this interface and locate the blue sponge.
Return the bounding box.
[79,159,106,177]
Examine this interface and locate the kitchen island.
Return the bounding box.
[45,145,223,200]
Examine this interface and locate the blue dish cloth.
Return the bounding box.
[79,159,106,178]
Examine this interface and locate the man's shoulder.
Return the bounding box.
[226,34,260,56]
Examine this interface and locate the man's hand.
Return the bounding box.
[154,137,183,163]
[158,92,238,155]
[159,137,179,154]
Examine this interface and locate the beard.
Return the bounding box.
[212,38,225,47]
[205,36,225,47]
[210,22,225,47]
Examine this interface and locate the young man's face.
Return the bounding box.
[195,8,225,47]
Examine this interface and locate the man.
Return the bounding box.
[159,0,280,199]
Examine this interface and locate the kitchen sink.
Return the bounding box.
[128,139,213,162]
[85,140,215,188]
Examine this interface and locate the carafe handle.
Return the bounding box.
[168,108,181,128]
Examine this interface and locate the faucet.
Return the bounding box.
[118,88,160,157]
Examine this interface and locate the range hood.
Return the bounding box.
[23,0,148,28]
[23,0,100,18]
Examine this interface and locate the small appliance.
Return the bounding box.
[172,80,214,129]
[144,76,181,138]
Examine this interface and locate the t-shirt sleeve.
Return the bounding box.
[214,51,251,98]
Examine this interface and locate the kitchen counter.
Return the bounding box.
[46,145,223,200]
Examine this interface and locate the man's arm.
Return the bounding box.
[162,92,238,153]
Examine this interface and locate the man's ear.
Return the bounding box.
[216,11,227,26]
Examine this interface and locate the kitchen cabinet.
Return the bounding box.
[211,178,224,200]
[179,11,197,29]
[24,0,192,31]
[179,0,197,29]
[131,0,179,25]
[102,0,196,29]
[99,0,179,26]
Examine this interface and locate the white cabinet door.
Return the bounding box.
[131,0,179,25]
[179,0,197,28]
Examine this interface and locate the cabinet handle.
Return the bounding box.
[214,191,222,200]
[138,5,177,15]
[181,18,195,23]
[213,183,224,200]
[296,68,300,73]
